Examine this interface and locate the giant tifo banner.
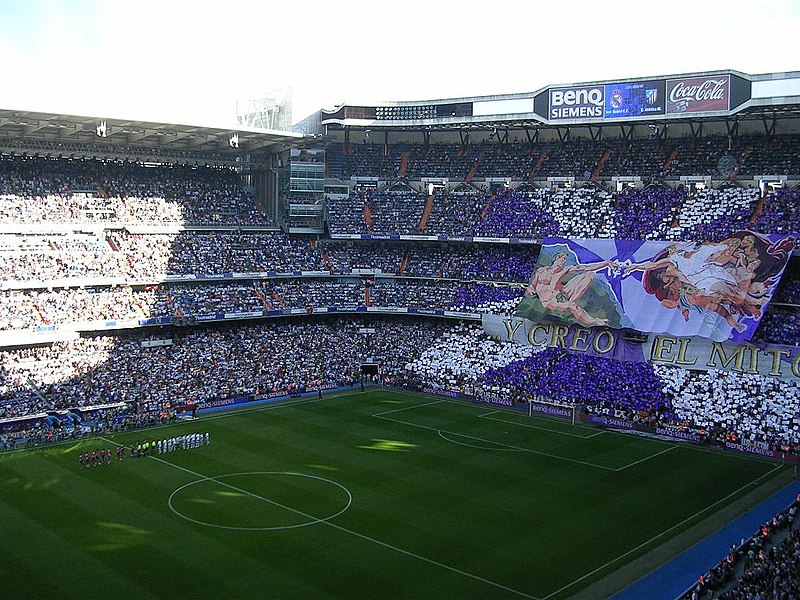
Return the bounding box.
[509,232,795,343]
[482,316,800,382]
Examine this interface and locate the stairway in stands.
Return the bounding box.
[591,150,612,180]
[398,252,409,274]
[320,248,334,274]
[465,154,482,183]
[399,152,409,177]
[363,201,372,233]
[417,194,435,232]
[254,286,272,310]
[529,151,548,181]
[661,149,678,176]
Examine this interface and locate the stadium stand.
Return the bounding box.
[3,124,800,597]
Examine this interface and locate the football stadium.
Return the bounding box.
[2,69,800,600]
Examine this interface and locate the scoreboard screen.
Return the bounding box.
[604,80,665,118]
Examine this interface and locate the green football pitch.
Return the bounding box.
[0,389,787,599]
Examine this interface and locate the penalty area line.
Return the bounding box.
[374,414,619,471]
[613,444,678,472]
[478,413,604,440]
[371,399,444,418]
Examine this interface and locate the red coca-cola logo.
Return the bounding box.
[667,75,730,113]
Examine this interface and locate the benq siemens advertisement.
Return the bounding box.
[549,85,605,120]
[549,81,666,121]
[546,73,737,122]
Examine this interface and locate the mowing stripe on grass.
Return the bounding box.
[541,462,784,600]
[149,453,542,599]
[11,392,785,599]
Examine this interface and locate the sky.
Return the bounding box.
[0,0,798,128]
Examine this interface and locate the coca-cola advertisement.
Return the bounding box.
[666,75,730,114]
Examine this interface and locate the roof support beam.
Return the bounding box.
[724,119,739,139]
[188,135,210,148]
[23,123,49,136]
[762,115,777,138]
[689,121,703,142]
[619,125,635,142]
[126,132,147,143]
[57,124,83,138]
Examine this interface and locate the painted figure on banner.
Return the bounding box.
[515,246,625,329]
[625,231,794,334]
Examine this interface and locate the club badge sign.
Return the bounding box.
[666,75,730,114]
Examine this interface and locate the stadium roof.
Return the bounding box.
[319,70,800,133]
[0,108,307,167]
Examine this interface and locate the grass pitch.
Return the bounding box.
[0,389,786,599]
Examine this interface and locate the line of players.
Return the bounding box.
[159,432,210,453]
[78,432,210,468]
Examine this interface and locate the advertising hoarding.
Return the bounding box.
[666,75,730,114]
[549,85,604,120]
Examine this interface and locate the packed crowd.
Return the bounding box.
[0,278,525,330]
[0,156,274,226]
[4,316,800,454]
[0,286,170,329]
[1,237,797,350]
[478,349,677,421]
[2,149,800,432]
[477,187,611,239]
[0,231,328,283]
[320,241,540,280]
[751,306,800,346]
[0,318,453,422]
[325,135,800,181]
[399,322,539,390]
[116,230,327,278]
[418,187,487,237]
[399,323,800,453]
[658,366,800,450]
[325,185,784,243]
[684,498,800,599]
[2,136,800,595]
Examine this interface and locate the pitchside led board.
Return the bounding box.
[539,73,751,122]
[483,232,800,380]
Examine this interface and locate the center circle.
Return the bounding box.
[168,471,353,531]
